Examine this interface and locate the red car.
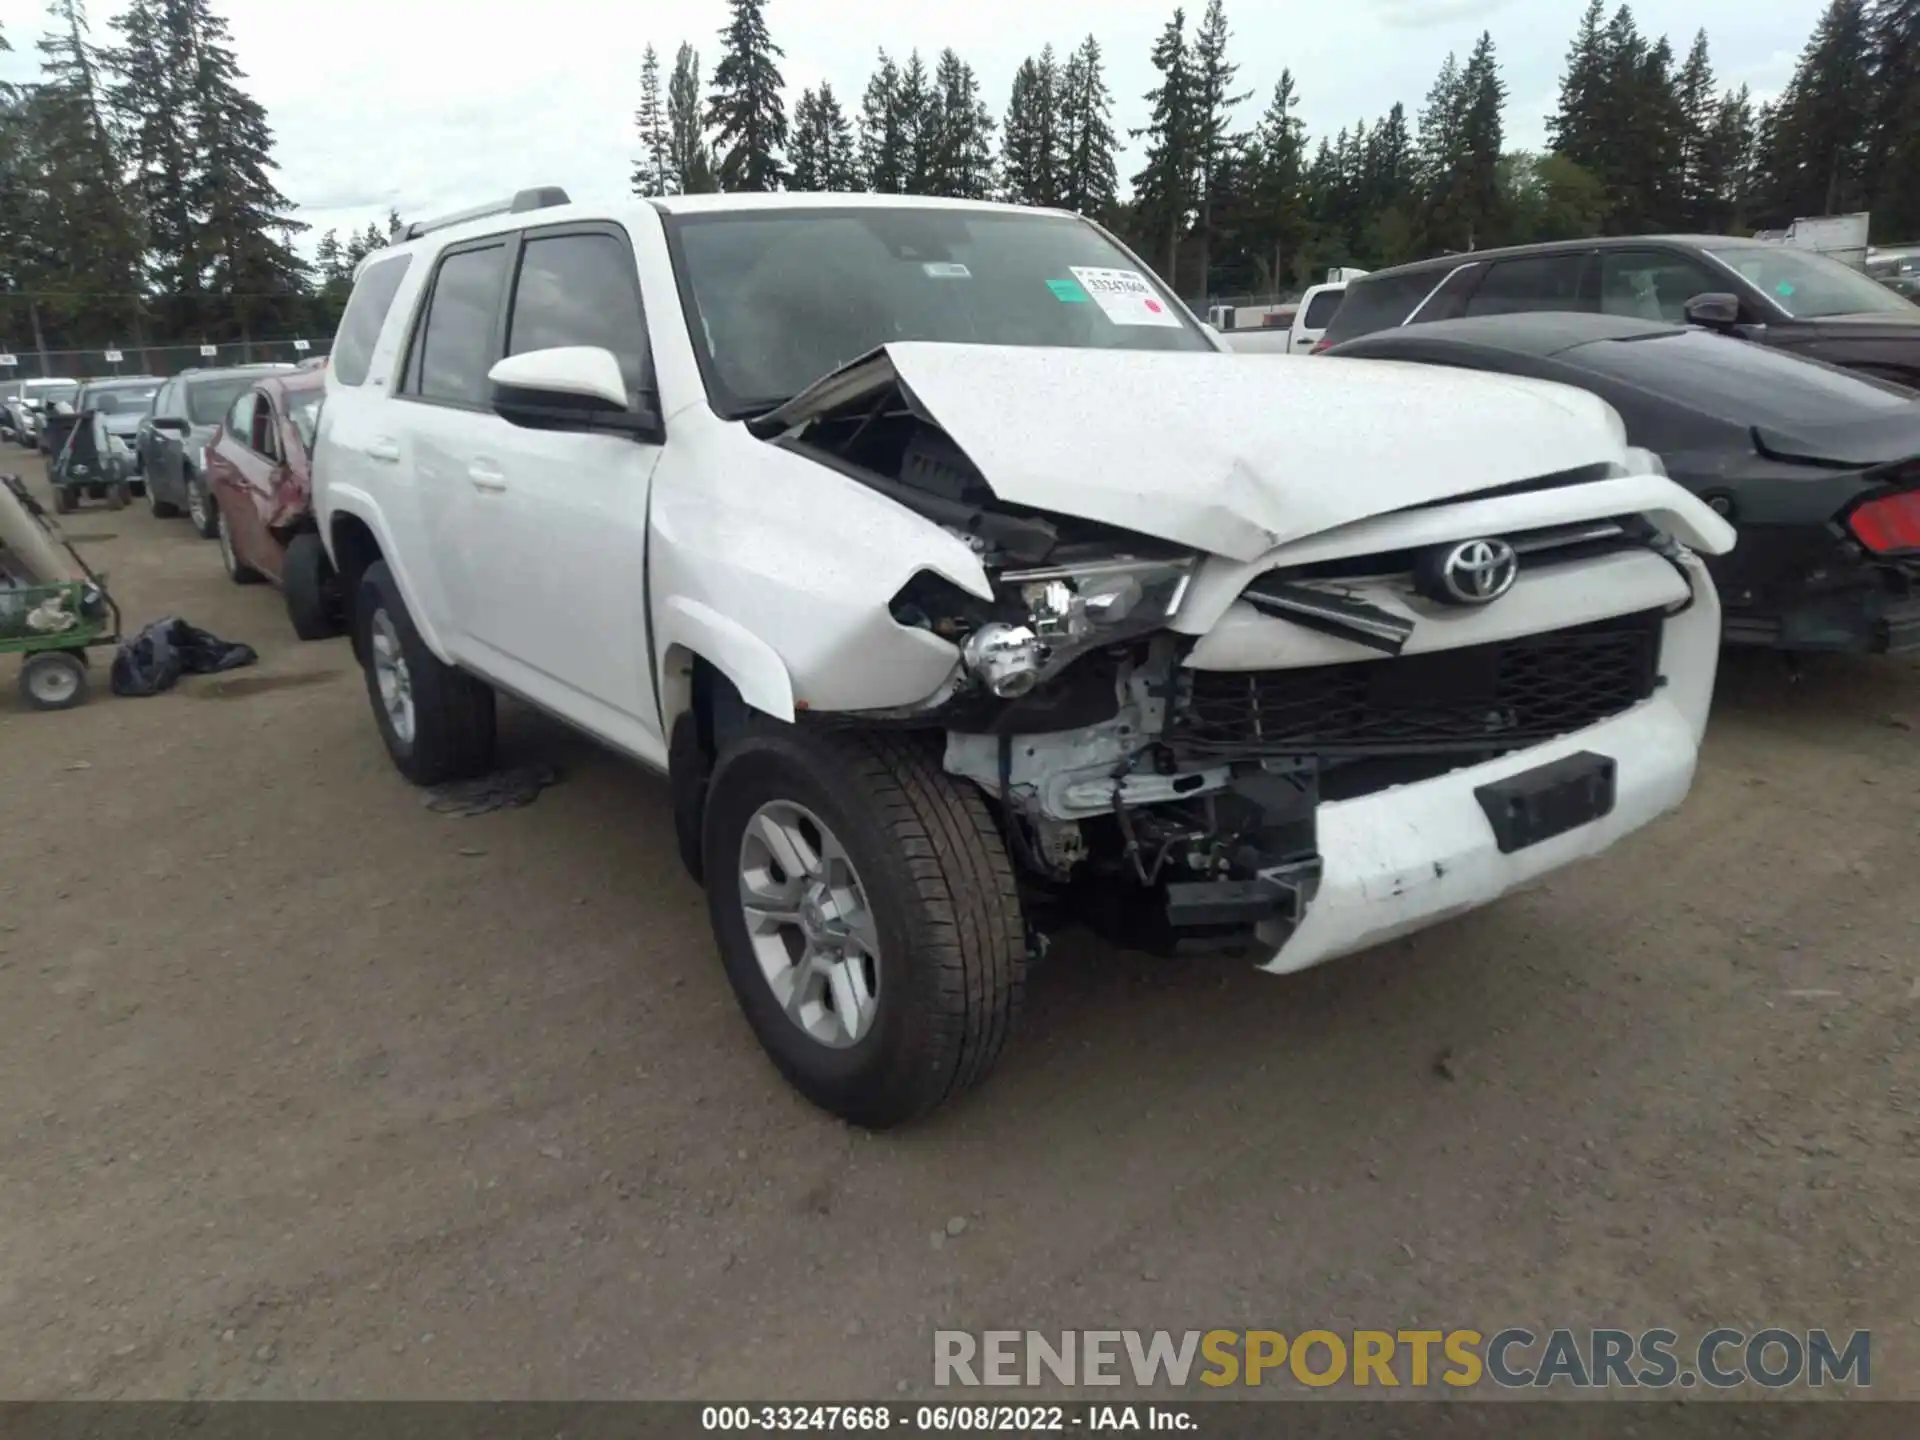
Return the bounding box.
[204,369,344,640]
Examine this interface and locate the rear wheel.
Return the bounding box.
[20,651,89,711]
[217,505,263,584]
[147,474,179,518]
[282,532,345,640]
[701,727,1026,1127]
[185,473,218,538]
[354,560,495,785]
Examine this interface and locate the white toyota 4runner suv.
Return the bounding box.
[314,187,1735,1126]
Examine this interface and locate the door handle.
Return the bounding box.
[365,438,400,463]
[467,460,507,493]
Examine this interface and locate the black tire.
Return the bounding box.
[20,651,89,711]
[282,532,344,640]
[52,486,74,515]
[147,476,179,518]
[216,505,263,584]
[701,726,1026,1127]
[354,559,495,785]
[185,472,218,538]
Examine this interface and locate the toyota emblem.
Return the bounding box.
[1425,538,1519,605]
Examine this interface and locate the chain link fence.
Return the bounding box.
[0,336,333,382]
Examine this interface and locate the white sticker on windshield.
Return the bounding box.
[1068,266,1184,327]
[922,261,971,279]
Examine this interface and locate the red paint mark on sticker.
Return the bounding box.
[1146,299,1163,313]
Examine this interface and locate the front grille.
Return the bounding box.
[1173,609,1662,758]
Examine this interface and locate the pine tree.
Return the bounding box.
[925,49,995,199]
[1058,35,1119,217]
[857,50,907,192]
[1000,51,1065,206]
[1697,84,1759,230]
[633,44,673,197]
[181,0,309,343]
[668,44,716,195]
[1457,34,1509,247]
[1360,100,1417,262]
[104,0,197,337]
[1674,31,1718,226]
[1865,0,1920,235]
[1626,35,1687,231]
[32,0,146,348]
[1413,51,1467,249]
[898,50,936,193]
[788,82,856,191]
[1243,70,1309,288]
[1547,0,1609,171]
[707,0,787,191]
[1755,0,1875,221]
[1190,0,1251,301]
[1131,9,1197,289]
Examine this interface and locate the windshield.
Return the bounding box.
[186,376,257,426]
[288,390,323,451]
[29,382,78,405]
[667,207,1209,416]
[80,383,159,414]
[1705,243,1920,319]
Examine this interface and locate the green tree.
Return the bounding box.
[1753,0,1875,221]
[633,43,673,197]
[1674,30,1719,226]
[1240,70,1310,287]
[1190,0,1250,300]
[1865,0,1920,235]
[1131,9,1197,289]
[1001,49,1064,206]
[898,50,936,193]
[668,44,716,195]
[1500,151,1611,242]
[1698,85,1760,231]
[926,49,995,199]
[857,50,907,192]
[706,0,786,191]
[103,0,199,337]
[789,82,856,191]
[182,0,310,344]
[1058,35,1119,217]
[1547,0,1610,169]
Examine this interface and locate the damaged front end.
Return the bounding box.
[755,346,1702,957]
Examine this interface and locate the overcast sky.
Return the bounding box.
[0,0,1819,254]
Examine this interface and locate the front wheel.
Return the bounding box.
[354,559,496,785]
[701,728,1026,1127]
[185,473,218,538]
[20,651,89,710]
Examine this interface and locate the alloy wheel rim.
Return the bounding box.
[188,480,207,529]
[737,799,881,1050]
[369,607,415,747]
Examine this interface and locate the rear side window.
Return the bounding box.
[1301,288,1344,329]
[405,243,511,407]
[1321,271,1442,345]
[226,391,257,438]
[1464,254,1592,318]
[505,231,651,394]
[331,253,413,388]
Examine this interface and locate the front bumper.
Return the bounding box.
[1257,693,1698,972]
[1252,548,1720,973]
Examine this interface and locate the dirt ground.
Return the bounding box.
[1,451,1916,1403]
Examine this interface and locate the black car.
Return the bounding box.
[141,364,296,530]
[1318,235,1920,390]
[1325,311,1920,654]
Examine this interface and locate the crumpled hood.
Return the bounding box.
[772,342,1643,563]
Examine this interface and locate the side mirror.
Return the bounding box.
[1683,292,1743,331]
[487,346,664,442]
[152,415,191,434]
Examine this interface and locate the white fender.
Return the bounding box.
[657,595,797,723]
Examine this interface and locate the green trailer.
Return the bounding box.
[1,474,120,710]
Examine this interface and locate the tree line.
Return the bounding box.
[3,0,1916,361]
[644,0,1920,300]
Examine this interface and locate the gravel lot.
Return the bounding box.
[2,453,1916,1401]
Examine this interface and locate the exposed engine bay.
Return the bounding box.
[760,357,1684,954]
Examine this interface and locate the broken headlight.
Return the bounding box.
[960,555,1196,698]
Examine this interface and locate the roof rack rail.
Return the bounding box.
[392,186,572,242]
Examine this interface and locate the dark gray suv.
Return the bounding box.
[142,364,295,533]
